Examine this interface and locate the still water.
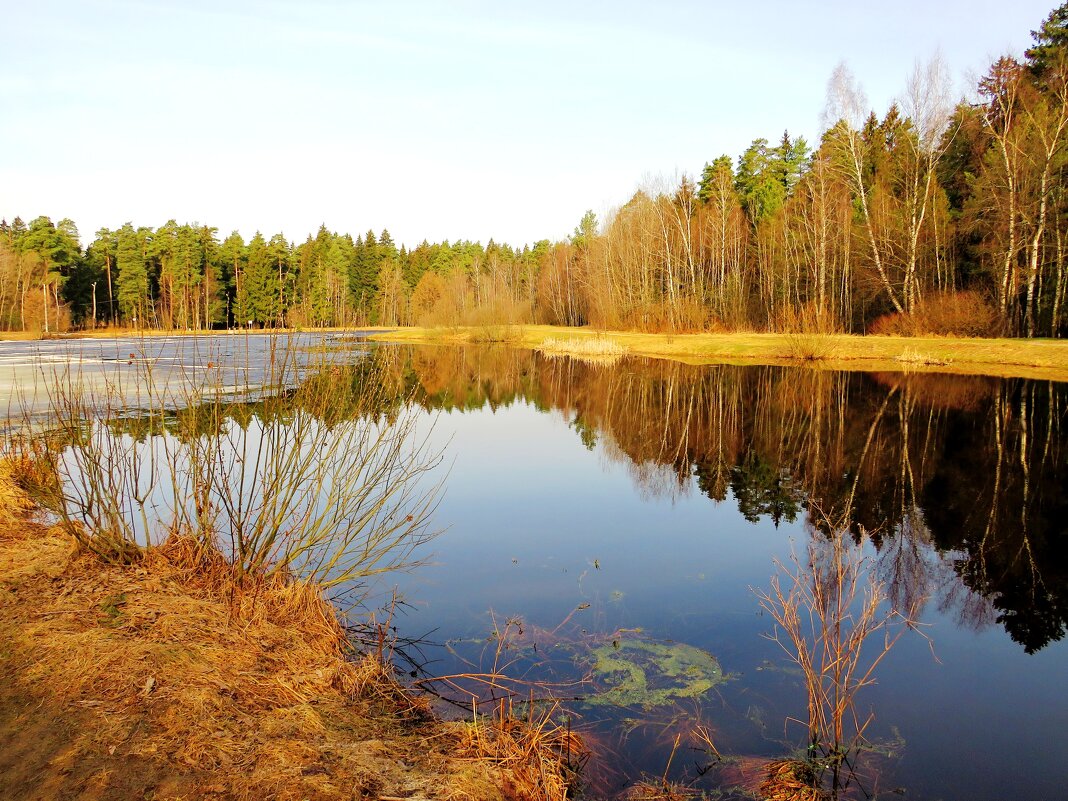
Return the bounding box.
[354,344,1068,801]
[9,335,1066,800]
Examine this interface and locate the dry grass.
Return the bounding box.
[783,333,832,362]
[0,478,573,800]
[0,459,37,522]
[371,325,1068,381]
[455,698,583,801]
[895,347,951,366]
[757,759,829,801]
[714,756,828,801]
[624,780,699,800]
[537,336,628,364]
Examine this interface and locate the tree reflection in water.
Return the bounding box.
[54,342,1066,797]
[340,345,1064,655]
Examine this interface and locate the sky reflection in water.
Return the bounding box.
[22,335,1064,800]
[355,344,1068,801]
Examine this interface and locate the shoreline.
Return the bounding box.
[0,473,575,800]
[368,324,1068,382]
[5,324,1068,382]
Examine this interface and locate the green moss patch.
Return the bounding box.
[585,639,726,710]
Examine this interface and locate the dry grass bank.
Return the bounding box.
[536,336,628,365]
[0,470,573,801]
[369,325,1068,382]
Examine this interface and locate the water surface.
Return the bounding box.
[362,344,1067,801]
[9,335,1065,800]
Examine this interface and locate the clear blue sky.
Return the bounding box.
[0,0,1057,248]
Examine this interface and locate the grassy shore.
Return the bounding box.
[0,466,574,801]
[369,324,1068,382]
[10,324,1067,381]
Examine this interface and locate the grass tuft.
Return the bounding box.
[895,347,951,366]
[757,758,829,800]
[538,336,628,364]
[457,696,584,801]
[783,333,831,362]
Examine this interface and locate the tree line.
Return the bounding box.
[4,4,1068,337]
[0,215,537,332]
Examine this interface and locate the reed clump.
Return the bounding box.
[457,697,584,801]
[752,509,928,799]
[537,336,628,363]
[757,759,829,801]
[783,333,832,362]
[409,613,588,800]
[895,347,951,366]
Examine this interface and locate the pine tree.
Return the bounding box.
[116,223,149,323]
[237,232,272,326]
[21,216,79,332]
[197,225,222,328]
[698,156,734,204]
[349,231,380,314]
[1026,2,1068,79]
[735,139,787,224]
[218,231,246,326]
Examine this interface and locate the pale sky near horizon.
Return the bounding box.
[0,0,1058,249]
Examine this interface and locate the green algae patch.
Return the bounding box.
[586,639,726,710]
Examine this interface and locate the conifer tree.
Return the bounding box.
[116,223,148,323]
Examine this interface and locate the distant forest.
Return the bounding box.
[5,5,1068,338]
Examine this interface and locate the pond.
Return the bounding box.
[6,334,1067,800]
[361,343,1067,800]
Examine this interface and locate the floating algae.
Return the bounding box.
[586,639,726,710]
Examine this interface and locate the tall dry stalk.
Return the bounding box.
[753,511,928,791]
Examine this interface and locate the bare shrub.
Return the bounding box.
[916,290,1001,336]
[9,336,444,590]
[538,337,627,363]
[869,291,1001,337]
[620,299,713,334]
[867,311,916,336]
[778,302,842,335]
[784,335,831,362]
[670,298,715,333]
[621,303,668,333]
